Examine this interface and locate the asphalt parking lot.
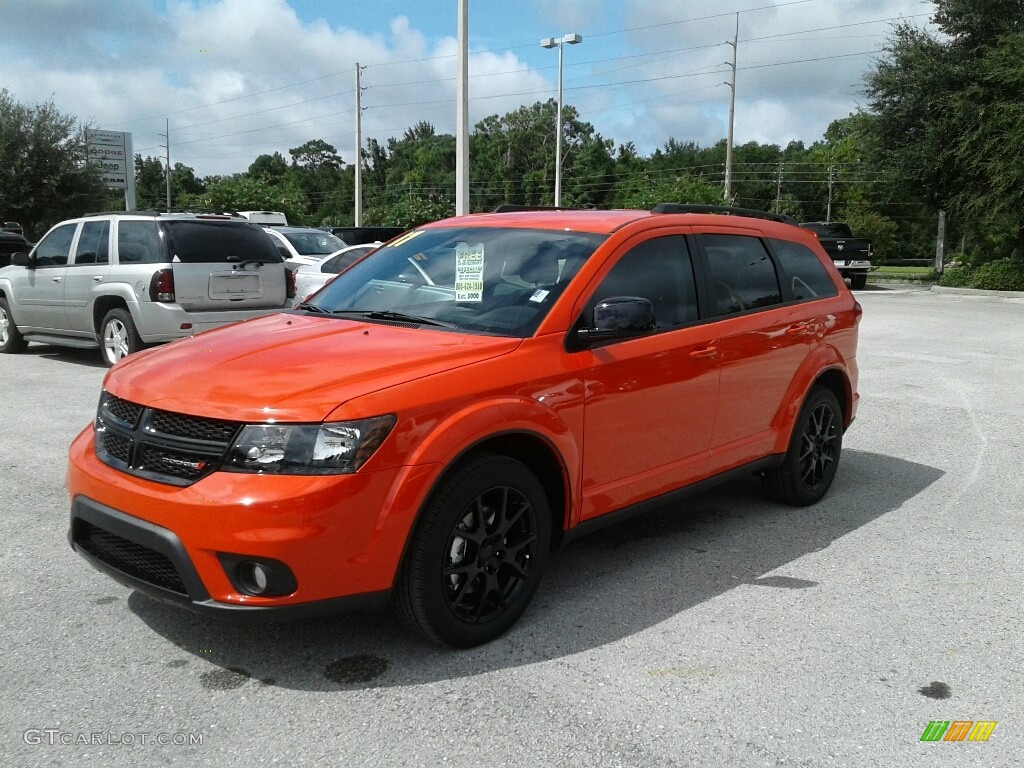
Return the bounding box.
[2,286,1022,767]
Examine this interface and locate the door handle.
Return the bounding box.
[689,346,718,359]
[785,323,808,336]
[93,276,104,282]
[52,276,62,283]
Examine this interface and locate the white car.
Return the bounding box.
[293,243,380,302]
[264,226,347,267]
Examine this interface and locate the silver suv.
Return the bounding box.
[0,212,293,366]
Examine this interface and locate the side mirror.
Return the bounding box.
[277,246,291,260]
[11,252,33,268]
[576,296,656,345]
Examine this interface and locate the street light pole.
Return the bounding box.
[540,33,582,207]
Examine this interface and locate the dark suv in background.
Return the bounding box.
[0,212,294,366]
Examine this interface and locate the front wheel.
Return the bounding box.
[99,308,143,367]
[765,386,843,506]
[0,297,27,354]
[394,454,551,648]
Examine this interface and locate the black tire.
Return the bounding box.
[394,453,551,648]
[0,297,27,354]
[99,308,143,367]
[849,273,867,290]
[766,386,843,506]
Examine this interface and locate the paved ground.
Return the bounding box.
[2,286,1021,767]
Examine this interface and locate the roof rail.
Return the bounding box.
[651,203,797,224]
[84,209,167,218]
[492,204,570,213]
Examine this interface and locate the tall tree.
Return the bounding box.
[864,0,1024,257]
[0,89,108,238]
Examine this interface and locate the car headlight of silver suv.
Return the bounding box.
[224,415,396,474]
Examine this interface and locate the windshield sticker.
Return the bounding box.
[529,289,550,303]
[455,243,485,302]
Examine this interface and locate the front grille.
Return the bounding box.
[104,394,143,427]
[148,410,238,442]
[95,391,241,486]
[75,520,187,595]
[99,431,132,465]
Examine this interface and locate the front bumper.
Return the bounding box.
[67,426,434,617]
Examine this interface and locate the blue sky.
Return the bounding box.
[0,0,934,177]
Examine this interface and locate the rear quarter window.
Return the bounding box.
[161,221,283,263]
[770,238,839,301]
[117,221,163,264]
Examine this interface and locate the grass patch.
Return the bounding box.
[874,265,933,275]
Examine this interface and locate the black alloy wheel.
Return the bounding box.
[766,386,843,506]
[395,453,551,647]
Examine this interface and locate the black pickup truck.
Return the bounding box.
[798,222,872,289]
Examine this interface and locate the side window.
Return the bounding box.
[586,236,698,329]
[33,223,76,267]
[72,220,110,265]
[769,238,838,300]
[702,234,782,315]
[116,221,162,264]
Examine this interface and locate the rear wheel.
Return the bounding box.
[394,454,551,648]
[849,273,867,290]
[766,386,843,506]
[0,297,27,354]
[99,308,143,367]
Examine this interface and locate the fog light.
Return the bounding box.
[238,561,270,595]
[218,553,297,597]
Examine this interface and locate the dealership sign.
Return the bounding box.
[86,129,137,209]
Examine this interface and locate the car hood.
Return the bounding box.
[105,313,521,422]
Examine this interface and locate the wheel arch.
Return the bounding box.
[92,294,133,336]
[771,350,854,455]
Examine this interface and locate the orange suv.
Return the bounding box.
[67,204,860,647]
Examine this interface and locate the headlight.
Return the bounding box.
[224,415,396,474]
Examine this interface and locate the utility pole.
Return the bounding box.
[723,12,738,203]
[826,164,835,223]
[455,0,469,215]
[775,162,783,214]
[160,118,171,211]
[354,63,363,226]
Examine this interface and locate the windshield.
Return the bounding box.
[283,230,346,256]
[305,226,605,337]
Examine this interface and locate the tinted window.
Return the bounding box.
[323,246,374,274]
[770,238,838,301]
[702,235,782,315]
[161,221,283,264]
[34,223,76,266]
[802,223,852,238]
[117,221,163,264]
[282,230,346,256]
[73,220,110,265]
[586,236,698,329]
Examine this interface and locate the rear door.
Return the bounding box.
[161,220,287,310]
[65,218,112,334]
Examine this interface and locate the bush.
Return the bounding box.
[939,265,974,287]
[970,258,1024,291]
[938,259,1024,290]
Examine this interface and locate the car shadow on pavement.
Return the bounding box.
[128,448,942,692]
[23,345,107,369]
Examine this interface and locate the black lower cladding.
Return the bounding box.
[75,520,187,594]
[68,496,390,620]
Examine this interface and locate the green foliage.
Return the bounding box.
[177,175,306,222]
[841,203,899,264]
[612,173,722,209]
[0,89,109,238]
[939,258,1024,290]
[364,194,453,229]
